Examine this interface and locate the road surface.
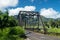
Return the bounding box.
[25,30,60,40]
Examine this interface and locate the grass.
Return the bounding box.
[47,28,60,33]
[0,26,26,40]
[46,28,60,37]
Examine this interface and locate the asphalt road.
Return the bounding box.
[26,30,60,40]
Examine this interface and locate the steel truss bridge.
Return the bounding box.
[18,11,46,34]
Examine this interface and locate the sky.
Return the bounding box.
[0,0,60,18]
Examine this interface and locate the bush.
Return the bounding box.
[0,26,25,40]
[9,26,26,38]
[9,26,25,35]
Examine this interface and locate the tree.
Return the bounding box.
[8,16,18,27]
[0,11,18,29]
[55,19,60,28]
[48,19,56,28]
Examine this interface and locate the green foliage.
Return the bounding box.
[0,11,18,28]
[44,18,60,28]
[0,26,25,40]
[9,26,25,35]
[8,16,18,27]
[0,11,25,40]
[47,28,60,33]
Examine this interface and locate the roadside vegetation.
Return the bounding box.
[0,11,26,40]
[41,18,60,36]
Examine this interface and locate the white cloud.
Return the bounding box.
[56,14,60,18]
[24,6,36,11]
[9,6,36,16]
[40,8,60,18]
[0,0,18,9]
